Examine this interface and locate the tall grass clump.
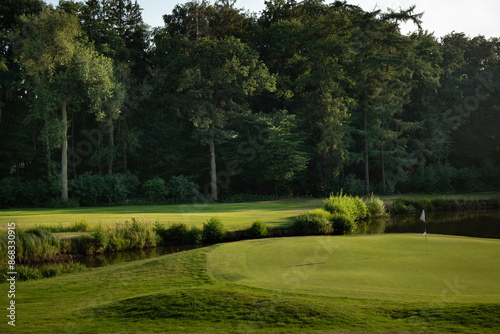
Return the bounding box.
[0,228,63,264]
[70,218,156,255]
[107,218,156,252]
[202,217,227,244]
[294,209,333,235]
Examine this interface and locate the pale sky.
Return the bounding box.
[45,0,500,38]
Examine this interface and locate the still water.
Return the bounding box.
[67,209,500,268]
[364,209,500,238]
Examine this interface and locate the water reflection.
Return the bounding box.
[363,209,500,239]
[73,244,203,267]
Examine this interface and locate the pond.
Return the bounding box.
[364,209,500,238]
[48,209,500,268]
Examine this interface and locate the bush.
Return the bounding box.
[294,209,333,235]
[331,214,357,235]
[69,173,132,206]
[393,199,416,214]
[167,175,199,203]
[142,177,169,203]
[202,217,227,244]
[186,226,203,245]
[365,195,388,218]
[154,222,191,245]
[324,193,367,221]
[0,178,58,208]
[249,220,269,238]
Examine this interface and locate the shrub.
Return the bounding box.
[0,178,58,208]
[202,217,227,244]
[69,173,132,206]
[324,193,367,221]
[366,195,388,218]
[154,222,191,245]
[142,177,169,203]
[331,214,357,235]
[186,226,203,245]
[393,199,416,214]
[167,175,199,203]
[294,209,333,235]
[249,220,269,238]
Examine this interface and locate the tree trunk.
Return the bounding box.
[123,141,127,173]
[46,136,51,178]
[381,143,386,193]
[61,95,69,202]
[363,110,370,196]
[107,117,114,175]
[72,113,77,180]
[209,137,217,201]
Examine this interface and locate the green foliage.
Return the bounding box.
[323,193,367,221]
[248,220,269,238]
[69,173,134,206]
[186,226,203,245]
[331,174,366,196]
[91,225,107,252]
[331,214,357,235]
[365,195,389,218]
[202,217,227,244]
[0,261,87,282]
[142,177,169,203]
[0,228,61,264]
[0,178,59,208]
[294,209,333,235]
[393,199,416,214]
[155,222,188,245]
[166,175,199,203]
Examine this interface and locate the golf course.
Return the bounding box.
[3,208,500,333]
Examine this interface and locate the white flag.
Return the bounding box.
[420,210,425,222]
[423,231,427,236]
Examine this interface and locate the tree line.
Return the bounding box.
[1,0,499,206]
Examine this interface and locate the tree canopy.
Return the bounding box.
[1,0,499,206]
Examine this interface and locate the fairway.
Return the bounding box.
[0,198,322,230]
[208,234,500,302]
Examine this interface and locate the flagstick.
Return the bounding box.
[425,225,428,255]
[421,210,428,255]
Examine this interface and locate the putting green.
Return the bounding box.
[208,234,500,302]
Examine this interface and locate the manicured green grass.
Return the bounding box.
[0,199,323,231]
[208,234,500,303]
[5,234,500,333]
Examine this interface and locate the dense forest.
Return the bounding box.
[1,0,499,207]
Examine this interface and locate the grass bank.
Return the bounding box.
[5,234,499,333]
